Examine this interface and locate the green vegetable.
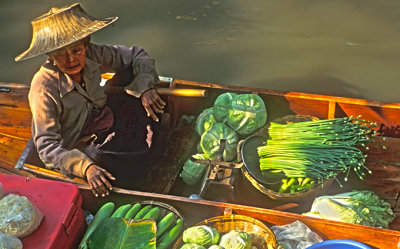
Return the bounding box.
[182,225,220,247]
[157,219,184,249]
[278,178,295,193]
[200,122,239,161]
[180,243,206,249]
[111,204,132,218]
[88,218,156,249]
[209,245,224,249]
[197,143,203,153]
[219,230,253,249]
[213,92,238,122]
[257,116,377,184]
[134,205,153,219]
[278,177,315,193]
[196,107,217,136]
[180,154,209,186]
[227,94,267,135]
[304,190,395,228]
[142,207,161,222]
[124,203,142,219]
[156,212,175,239]
[78,202,115,249]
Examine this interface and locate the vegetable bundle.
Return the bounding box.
[257,116,379,184]
[304,190,395,228]
[79,202,183,249]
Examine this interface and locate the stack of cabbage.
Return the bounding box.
[180,92,267,186]
[180,225,255,249]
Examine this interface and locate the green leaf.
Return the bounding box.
[87,217,156,249]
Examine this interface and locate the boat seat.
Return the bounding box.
[17,137,46,169]
[15,137,87,184]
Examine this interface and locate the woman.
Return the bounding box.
[15,3,166,197]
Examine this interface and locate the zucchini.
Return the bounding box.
[124,202,142,219]
[156,212,175,239]
[156,219,184,249]
[78,202,115,249]
[111,204,132,218]
[134,205,153,219]
[142,207,161,222]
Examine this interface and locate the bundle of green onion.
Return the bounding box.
[257,116,380,185]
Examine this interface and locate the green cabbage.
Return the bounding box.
[304,190,395,228]
[197,143,203,153]
[200,123,239,161]
[213,92,238,122]
[180,243,206,249]
[180,154,209,186]
[227,94,267,135]
[196,108,217,136]
[182,225,220,247]
[209,245,224,249]
[219,230,253,249]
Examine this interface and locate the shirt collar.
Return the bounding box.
[43,58,101,97]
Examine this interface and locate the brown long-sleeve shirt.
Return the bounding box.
[28,43,159,178]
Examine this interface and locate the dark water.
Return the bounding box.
[1,0,400,102]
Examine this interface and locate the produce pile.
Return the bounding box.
[179,225,256,249]
[180,92,268,186]
[0,183,43,249]
[79,202,184,249]
[304,190,395,229]
[257,116,378,191]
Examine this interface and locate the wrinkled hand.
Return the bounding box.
[141,88,166,122]
[85,165,115,197]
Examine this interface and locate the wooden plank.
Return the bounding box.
[0,134,29,172]
[328,101,336,119]
[0,83,30,107]
[0,127,32,141]
[360,137,400,204]
[339,103,400,137]
[173,78,400,109]
[0,105,31,127]
[285,96,330,120]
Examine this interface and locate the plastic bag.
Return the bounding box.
[0,231,22,249]
[270,221,322,249]
[0,193,44,238]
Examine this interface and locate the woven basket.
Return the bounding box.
[242,168,334,201]
[137,200,185,224]
[241,115,334,201]
[172,214,277,249]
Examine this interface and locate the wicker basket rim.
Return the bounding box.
[172,214,277,249]
[242,166,335,198]
[136,200,185,222]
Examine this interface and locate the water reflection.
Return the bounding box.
[1,0,399,102]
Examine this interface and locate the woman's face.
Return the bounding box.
[49,41,88,77]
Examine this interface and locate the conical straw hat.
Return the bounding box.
[15,3,118,61]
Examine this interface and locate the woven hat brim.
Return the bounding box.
[15,16,118,62]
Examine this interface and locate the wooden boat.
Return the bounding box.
[1,77,400,248]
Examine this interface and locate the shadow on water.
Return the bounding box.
[1,0,400,102]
